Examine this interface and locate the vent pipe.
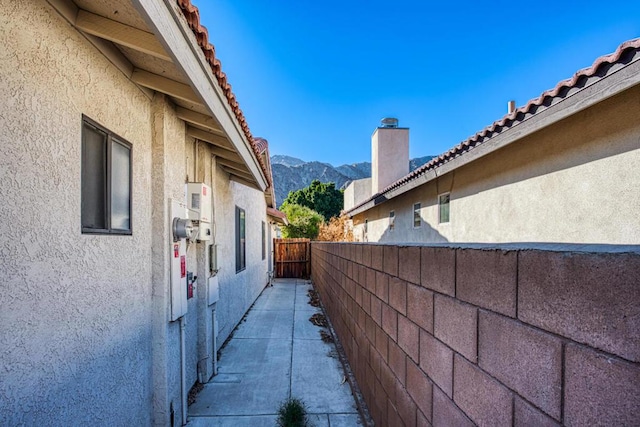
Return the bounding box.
[508,100,516,114]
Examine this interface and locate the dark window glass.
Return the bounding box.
[413,203,421,228]
[236,207,246,272]
[81,117,132,234]
[439,193,450,223]
[81,125,107,229]
[262,221,266,260]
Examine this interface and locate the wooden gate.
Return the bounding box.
[274,238,310,279]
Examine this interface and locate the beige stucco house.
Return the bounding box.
[0,0,285,425]
[344,39,640,245]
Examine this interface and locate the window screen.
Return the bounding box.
[81,117,131,234]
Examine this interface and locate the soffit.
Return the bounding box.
[47,0,267,189]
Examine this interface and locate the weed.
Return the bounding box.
[276,397,311,427]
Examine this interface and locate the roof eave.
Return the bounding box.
[132,0,268,191]
[346,55,640,217]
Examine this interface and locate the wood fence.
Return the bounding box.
[274,238,310,279]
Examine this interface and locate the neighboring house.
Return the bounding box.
[0,0,284,426]
[344,39,640,245]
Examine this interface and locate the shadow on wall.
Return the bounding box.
[376,215,449,245]
[2,324,153,426]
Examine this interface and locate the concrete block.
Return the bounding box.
[518,250,640,361]
[479,311,562,419]
[383,245,399,277]
[398,315,420,363]
[514,397,560,427]
[457,249,517,317]
[365,267,376,293]
[354,243,362,264]
[395,381,417,427]
[453,355,513,427]
[420,331,453,397]
[388,340,407,385]
[380,362,397,401]
[375,271,389,303]
[371,245,384,271]
[365,312,376,341]
[417,409,430,427]
[399,246,421,285]
[433,386,474,427]
[362,244,372,268]
[421,246,455,296]
[387,400,403,427]
[376,325,389,363]
[362,289,371,314]
[406,358,433,421]
[371,296,382,326]
[382,303,398,342]
[389,277,408,315]
[407,284,434,333]
[434,295,477,362]
[564,343,640,426]
[374,377,388,423]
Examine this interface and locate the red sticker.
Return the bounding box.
[180,256,186,278]
[174,244,179,258]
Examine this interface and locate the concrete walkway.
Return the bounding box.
[187,279,362,426]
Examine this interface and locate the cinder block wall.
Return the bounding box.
[310,243,640,426]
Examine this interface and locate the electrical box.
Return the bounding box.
[186,183,212,241]
[170,199,189,321]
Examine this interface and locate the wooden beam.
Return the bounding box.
[229,175,261,191]
[176,107,224,135]
[220,165,254,182]
[186,126,235,151]
[210,147,244,164]
[76,9,172,61]
[131,69,203,105]
[216,157,249,174]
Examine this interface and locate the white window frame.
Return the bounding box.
[413,203,421,228]
[439,192,450,224]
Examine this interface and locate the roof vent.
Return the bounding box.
[380,117,398,128]
[508,100,516,114]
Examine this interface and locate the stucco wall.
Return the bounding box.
[344,178,372,212]
[213,171,269,346]
[0,2,154,425]
[354,86,640,245]
[0,3,270,425]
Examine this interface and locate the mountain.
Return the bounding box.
[271,155,434,207]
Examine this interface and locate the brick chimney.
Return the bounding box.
[371,118,409,194]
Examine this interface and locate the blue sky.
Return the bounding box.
[196,1,640,166]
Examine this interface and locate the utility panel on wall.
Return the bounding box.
[170,199,190,321]
[186,182,212,241]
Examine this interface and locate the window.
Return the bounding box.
[261,221,266,260]
[236,207,246,272]
[439,193,450,223]
[364,219,369,242]
[389,211,395,231]
[413,203,421,228]
[81,116,132,234]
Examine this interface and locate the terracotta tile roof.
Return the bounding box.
[253,137,269,154]
[177,0,271,186]
[347,37,640,214]
[267,207,288,225]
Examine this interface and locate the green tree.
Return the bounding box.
[281,204,323,239]
[282,180,343,220]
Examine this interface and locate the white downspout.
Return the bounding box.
[180,316,187,425]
